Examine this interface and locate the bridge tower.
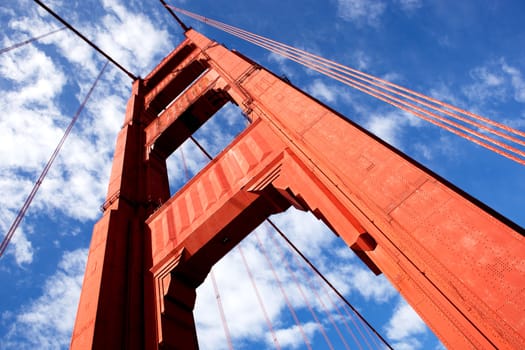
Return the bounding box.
[71,29,525,349]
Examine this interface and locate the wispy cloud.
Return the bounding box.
[336,0,386,27]
[385,298,428,350]
[463,59,525,104]
[306,78,352,106]
[396,0,423,12]
[2,248,87,350]
[0,0,172,263]
[364,110,422,148]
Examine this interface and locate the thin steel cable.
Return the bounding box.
[169,5,525,141]
[0,26,66,55]
[207,21,525,163]
[268,224,365,350]
[238,244,282,350]
[352,310,385,350]
[322,288,368,350]
[33,0,137,80]
[320,276,372,350]
[211,22,525,149]
[168,5,525,165]
[180,146,191,180]
[264,224,336,350]
[159,0,189,31]
[210,269,234,350]
[267,219,395,350]
[252,230,313,350]
[211,27,525,165]
[0,61,109,259]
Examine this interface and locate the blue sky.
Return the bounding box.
[1,0,524,349]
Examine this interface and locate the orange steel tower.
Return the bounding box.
[71,30,525,349]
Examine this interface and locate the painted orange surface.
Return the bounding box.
[71,29,525,349]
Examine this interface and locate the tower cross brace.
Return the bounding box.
[71,29,525,350]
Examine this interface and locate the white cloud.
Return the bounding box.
[307,79,338,103]
[9,229,34,266]
[463,59,525,104]
[353,50,371,70]
[195,243,286,349]
[337,0,387,27]
[396,0,423,12]
[385,298,427,350]
[346,268,396,303]
[2,248,88,350]
[365,110,422,148]
[463,66,506,102]
[0,0,174,265]
[267,52,297,80]
[270,322,320,349]
[413,142,433,160]
[501,61,525,102]
[97,0,171,75]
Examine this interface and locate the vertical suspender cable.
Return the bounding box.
[264,225,336,350]
[0,61,109,258]
[267,219,395,350]
[238,244,282,350]
[252,231,313,350]
[210,271,234,350]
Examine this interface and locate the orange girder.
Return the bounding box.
[71,29,525,349]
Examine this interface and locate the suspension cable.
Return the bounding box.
[252,230,313,349]
[319,281,368,350]
[268,222,370,350]
[264,224,336,350]
[166,5,525,166]
[210,267,234,349]
[32,0,137,80]
[182,10,525,141]
[238,244,282,349]
[0,61,109,259]
[0,26,66,55]
[320,272,373,350]
[267,219,395,350]
[158,0,189,32]
[199,13,525,163]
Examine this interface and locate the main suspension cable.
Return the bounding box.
[0,26,66,55]
[167,5,525,166]
[32,0,137,80]
[189,12,525,141]
[0,61,109,259]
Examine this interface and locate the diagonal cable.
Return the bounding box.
[0,26,66,55]
[0,61,109,259]
[166,5,525,166]
[33,0,137,80]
